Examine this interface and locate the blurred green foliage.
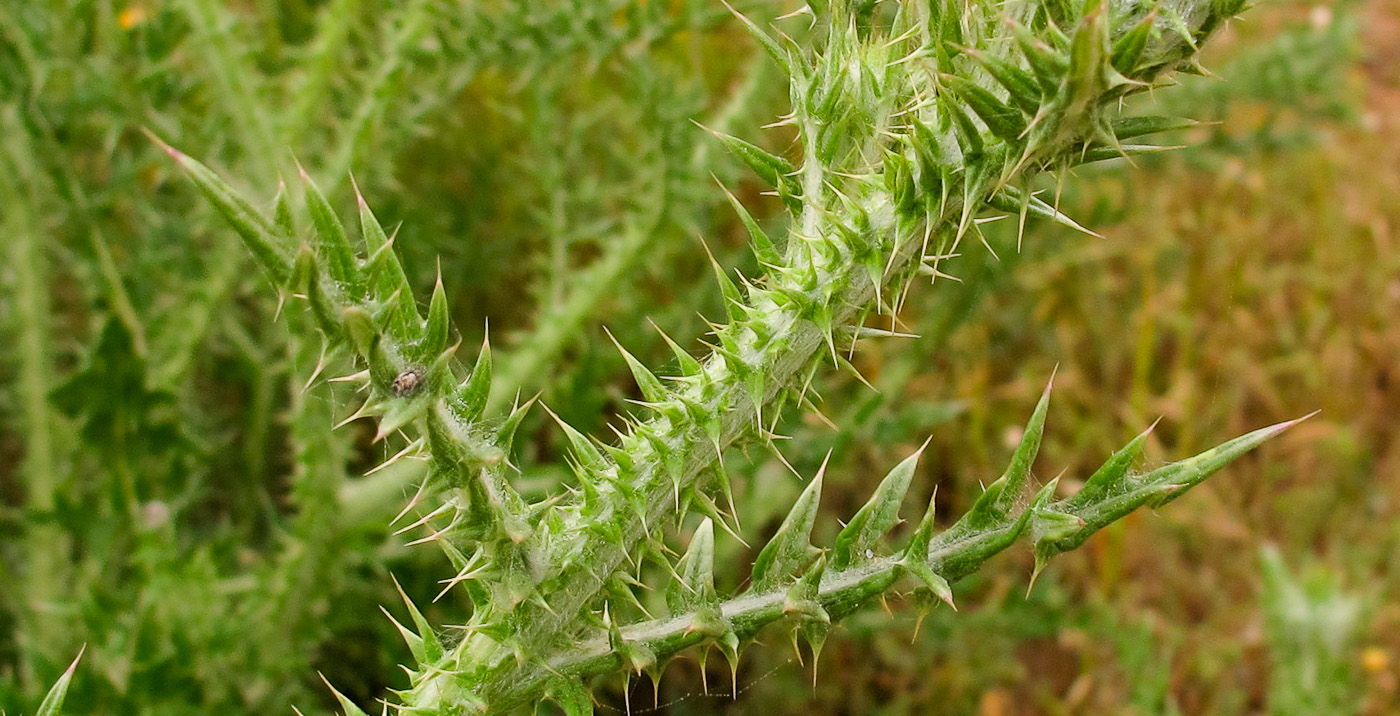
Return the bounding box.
[1260,546,1366,716]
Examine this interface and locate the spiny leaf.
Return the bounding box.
[962,47,1044,114]
[273,180,295,236]
[1109,114,1198,140]
[943,97,986,157]
[1139,414,1313,509]
[452,337,492,422]
[605,605,657,675]
[545,406,608,472]
[356,186,418,343]
[652,322,703,378]
[149,134,291,283]
[480,471,533,544]
[1025,479,1071,588]
[392,575,443,663]
[376,388,434,442]
[1010,21,1069,94]
[341,305,378,359]
[35,647,83,716]
[750,455,827,592]
[900,558,955,611]
[1072,142,1183,165]
[720,0,793,75]
[901,490,939,561]
[1051,414,1313,555]
[420,274,451,360]
[782,555,830,624]
[495,395,536,452]
[943,75,1027,143]
[1158,4,1200,49]
[1063,2,1113,113]
[381,606,427,665]
[832,440,929,569]
[300,163,361,294]
[545,677,594,716]
[669,518,716,611]
[988,186,1101,238]
[608,330,668,405]
[703,127,802,205]
[1112,8,1158,75]
[1029,483,1084,543]
[992,374,1053,513]
[320,674,371,716]
[303,256,346,342]
[1060,420,1156,510]
[882,147,918,212]
[720,182,781,267]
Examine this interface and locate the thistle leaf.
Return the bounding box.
[943,98,986,157]
[901,490,939,561]
[420,274,451,360]
[304,259,346,342]
[832,441,928,569]
[320,674,371,716]
[653,323,703,378]
[341,305,378,359]
[608,330,668,405]
[1109,115,1198,140]
[35,648,83,716]
[1048,414,1312,557]
[943,75,1027,143]
[1010,22,1069,94]
[1060,421,1155,510]
[669,518,717,612]
[357,189,418,343]
[782,554,829,624]
[1139,415,1312,509]
[703,127,802,205]
[901,559,955,610]
[720,183,782,267]
[392,575,443,663]
[300,164,361,294]
[545,677,594,716]
[988,186,1101,237]
[381,606,427,665]
[993,375,1053,513]
[495,396,536,453]
[962,47,1044,114]
[720,0,793,76]
[452,337,492,422]
[1072,142,1183,165]
[273,180,295,236]
[150,135,291,283]
[1063,2,1113,113]
[750,456,827,592]
[545,407,608,472]
[1111,9,1158,75]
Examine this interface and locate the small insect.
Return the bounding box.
[391,366,425,397]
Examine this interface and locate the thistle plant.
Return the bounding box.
[153,0,1304,712]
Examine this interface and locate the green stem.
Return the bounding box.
[1,128,70,686]
[498,501,1027,706]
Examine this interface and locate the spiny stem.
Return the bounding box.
[406,1,1255,709]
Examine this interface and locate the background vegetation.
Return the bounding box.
[0,0,1394,713]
